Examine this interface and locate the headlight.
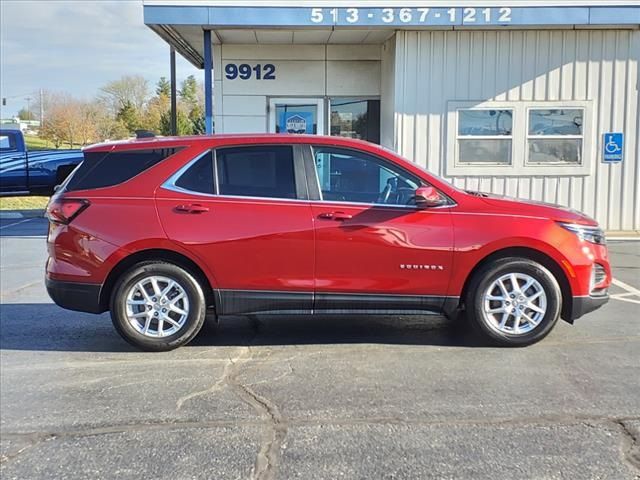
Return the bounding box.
[558,222,606,245]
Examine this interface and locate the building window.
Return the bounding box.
[446,100,592,176]
[329,98,381,144]
[456,109,513,165]
[527,108,583,165]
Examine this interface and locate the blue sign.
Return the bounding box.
[145,5,640,28]
[280,112,313,134]
[603,133,623,163]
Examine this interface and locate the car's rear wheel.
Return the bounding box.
[465,257,562,347]
[110,262,206,351]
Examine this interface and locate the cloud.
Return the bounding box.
[0,0,198,116]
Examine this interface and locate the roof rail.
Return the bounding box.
[135,130,156,139]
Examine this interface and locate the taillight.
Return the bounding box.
[46,198,90,225]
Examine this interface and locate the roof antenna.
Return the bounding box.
[135,130,156,139]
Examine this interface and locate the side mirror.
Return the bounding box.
[414,186,448,209]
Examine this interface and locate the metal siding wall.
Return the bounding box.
[394,29,640,231]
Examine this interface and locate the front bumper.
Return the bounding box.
[46,277,103,314]
[566,293,609,322]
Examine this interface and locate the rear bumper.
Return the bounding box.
[46,277,104,314]
[567,293,609,322]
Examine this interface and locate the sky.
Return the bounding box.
[0,0,199,118]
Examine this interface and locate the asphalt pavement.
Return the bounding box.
[1,217,639,479]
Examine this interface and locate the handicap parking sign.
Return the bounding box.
[603,133,623,163]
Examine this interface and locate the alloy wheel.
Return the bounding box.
[482,272,547,335]
[124,275,190,338]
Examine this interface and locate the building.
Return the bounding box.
[143,0,640,232]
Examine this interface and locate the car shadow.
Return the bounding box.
[0,303,479,353]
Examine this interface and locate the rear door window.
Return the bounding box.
[65,148,182,191]
[215,146,297,200]
[173,151,215,195]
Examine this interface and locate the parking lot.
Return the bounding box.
[0,216,638,479]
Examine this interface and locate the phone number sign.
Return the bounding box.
[203,6,594,27]
[309,7,514,26]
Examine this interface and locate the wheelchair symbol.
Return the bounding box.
[605,135,622,154]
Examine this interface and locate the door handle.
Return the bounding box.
[318,211,353,221]
[174,204,209,214]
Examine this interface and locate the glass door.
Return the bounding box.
[269,98,325,135]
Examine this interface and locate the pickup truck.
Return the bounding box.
[0,126,84,195]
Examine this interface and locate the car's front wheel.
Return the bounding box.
[110,262,207,351]
[465,257,562,347]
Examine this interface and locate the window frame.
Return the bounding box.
[455,107,514,167]
[163,144,308,202]
[328,96,382,144]
[167,149,216,196]
[0,132,19,152]
[446,100,593,177]
[525,105,585,166]
[309,145,436,209]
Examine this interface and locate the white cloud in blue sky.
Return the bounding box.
[0,0,199,117]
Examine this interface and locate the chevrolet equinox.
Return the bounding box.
[45,134,611,351]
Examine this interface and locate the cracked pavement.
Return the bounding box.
[1,217,639,479]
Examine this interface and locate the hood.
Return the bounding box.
[466,191,598,226]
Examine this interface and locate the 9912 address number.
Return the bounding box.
[225,63,276,80]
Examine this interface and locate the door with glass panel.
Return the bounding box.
[309,145,454,307]
[269,98,325,135]
[156,145,315,313]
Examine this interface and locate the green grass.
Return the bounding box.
[0,196,49,211]
[24,135,73,150]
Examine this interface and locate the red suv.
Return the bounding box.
[45,134,610,351]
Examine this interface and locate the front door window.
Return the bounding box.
[313,147,421,206]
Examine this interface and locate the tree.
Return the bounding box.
[141,93,170,134]
[179,75,198,106]
[189,104,205,135]
[116,101,140,134]
[89,100,129,141]
[156,77,171,98]
[99,75,149,115]
[17,108,35,121]
[39,92,97,148]
[160,109,192,136]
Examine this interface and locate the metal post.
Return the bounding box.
[204,29,213,135]
[170,46,177,136]
[39,89,44,124]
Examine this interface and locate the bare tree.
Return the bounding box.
[98,75,150,115]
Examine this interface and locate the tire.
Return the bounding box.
[110,261,207,351]
[464,257,562,347]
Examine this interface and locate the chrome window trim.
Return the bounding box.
[162,150,214,195]
[309,144,456,209]
[161,146,457,210]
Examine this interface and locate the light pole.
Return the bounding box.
[25,96,32,120]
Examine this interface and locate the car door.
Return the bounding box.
[156,144,315,315]
[308,145,454,313]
